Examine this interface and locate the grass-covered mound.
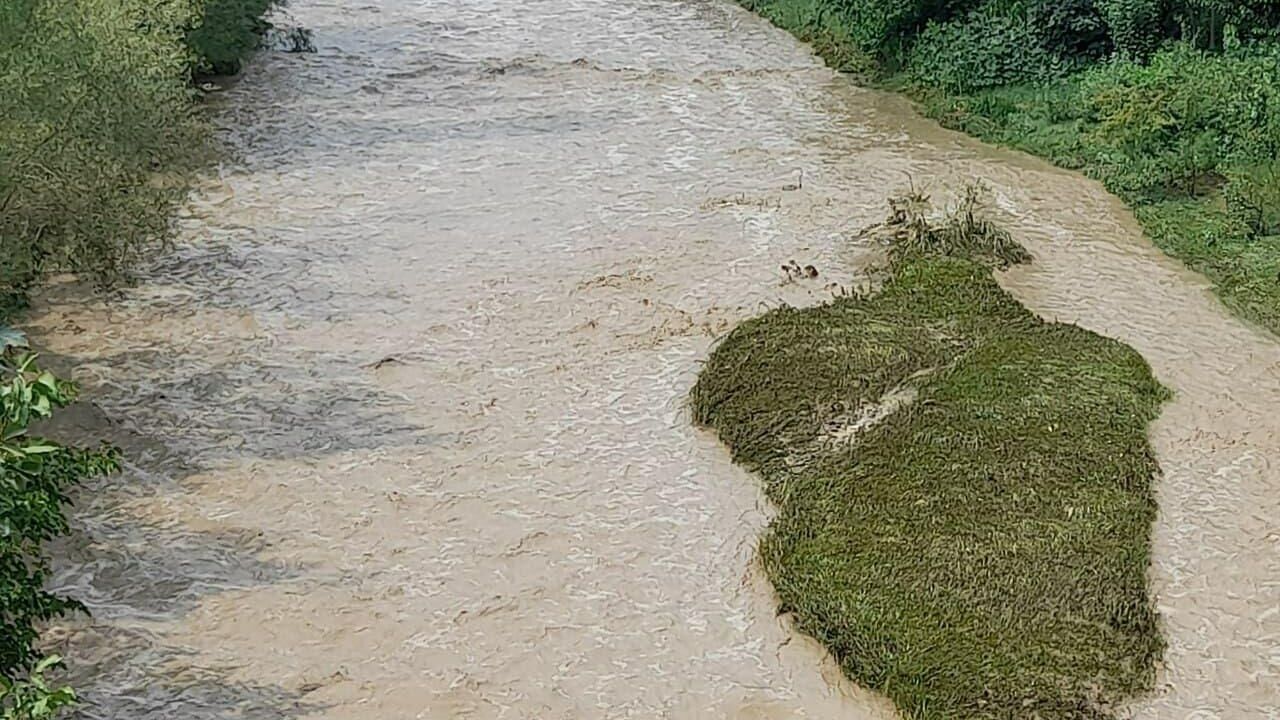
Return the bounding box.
[740,0,1280,335]
[691,192,1168,719]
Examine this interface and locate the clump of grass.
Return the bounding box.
[691,190,1168,720]
[870,182,1031,269]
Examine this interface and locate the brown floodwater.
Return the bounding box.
[29,0,1278,718]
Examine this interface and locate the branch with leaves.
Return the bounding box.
[0,326,120,718]
[0,656,76,720]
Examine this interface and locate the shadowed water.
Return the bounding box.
[28,0,1279,717]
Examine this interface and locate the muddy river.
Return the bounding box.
[30,0,1278,718]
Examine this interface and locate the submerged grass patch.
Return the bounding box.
[691,193,1167,719]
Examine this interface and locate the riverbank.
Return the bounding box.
[0,0,276,711]
[692,191,1168,719]
[741,0,1280,336]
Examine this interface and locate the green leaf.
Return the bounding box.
[32,656,62,674]
[33,373,57,394]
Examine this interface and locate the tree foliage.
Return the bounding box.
[1081,44,1280,199]
[753,0,1280,80]
[910,3,1067,90]
[0,656,76,720]
[0,330,119,678]
[0,0,276,308]
[1097,0,1169,59]
[826,0,982,62]
[1029,0,1113,62]
[188,0,277,76]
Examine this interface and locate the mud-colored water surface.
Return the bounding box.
[27,0,1278,718]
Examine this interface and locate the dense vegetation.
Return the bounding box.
[692,189,1168,719]
[189,0,277,75]
[0,0,277,312]
[0,0,276,714]
[743,0,1280,333]
[0,334,118,718]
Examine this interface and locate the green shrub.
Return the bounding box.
[1171,0,1280,48]
[0,332,119,677]
[768,0,977,63]
[1223,162,1280,239]
[1097,0,1169,59]
[0,0,205,303]
[0,656,77,720]
[187,0,276,76]
[1080,45,1280,199]
[744,0,1280,80]
[1029,0,1112,62]
[0,0,275,307]
[909,3,1067,91]
[742,0,880,75]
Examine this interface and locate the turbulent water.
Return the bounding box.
[28,0,1278,718]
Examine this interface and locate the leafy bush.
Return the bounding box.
[1080,45,1280,199]
[1028,0,1112,62]
[0,656,76,720]
[1223,162,1280,239]
[825,0,980,62]
[1097,0,1168,59]
[746,0,1280,75]
[0,0,204,304]
[747,0,972,63]
[1171,0,1280,48]
[909,3,1067,91]
[188,0,276,76]
[741,0,880,75]
[0,331,120,677]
